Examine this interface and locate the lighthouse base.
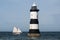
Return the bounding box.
[28,29,40,37]
[28,33,40,37]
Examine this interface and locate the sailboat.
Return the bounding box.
[13,26,22,35]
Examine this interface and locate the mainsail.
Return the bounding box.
[13,26,17,33]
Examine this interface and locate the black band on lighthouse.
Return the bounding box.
[29,29,40,33]
[30,6,39,12]
[30,19,39,24]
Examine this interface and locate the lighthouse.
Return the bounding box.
[28,3,40,37]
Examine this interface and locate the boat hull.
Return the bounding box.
[13,32,22,35]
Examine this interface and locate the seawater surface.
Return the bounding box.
[0,32,60,40]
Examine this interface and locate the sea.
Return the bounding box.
[0,32,60,40]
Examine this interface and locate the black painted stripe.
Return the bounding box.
[28,29,40,33]
[30,6,39,12]
[30,19,39,24]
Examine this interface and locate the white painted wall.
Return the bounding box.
[30,24,38,29]
[30,12,38,19]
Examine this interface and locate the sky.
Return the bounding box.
[0,0,60,32]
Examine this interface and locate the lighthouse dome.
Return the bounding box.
[32,2,37,6]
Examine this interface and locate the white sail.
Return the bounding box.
[17,28,22,33]
[16,28,22,34]
[13,26,17,33]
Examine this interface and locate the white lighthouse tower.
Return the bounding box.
[28,3,40,37]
